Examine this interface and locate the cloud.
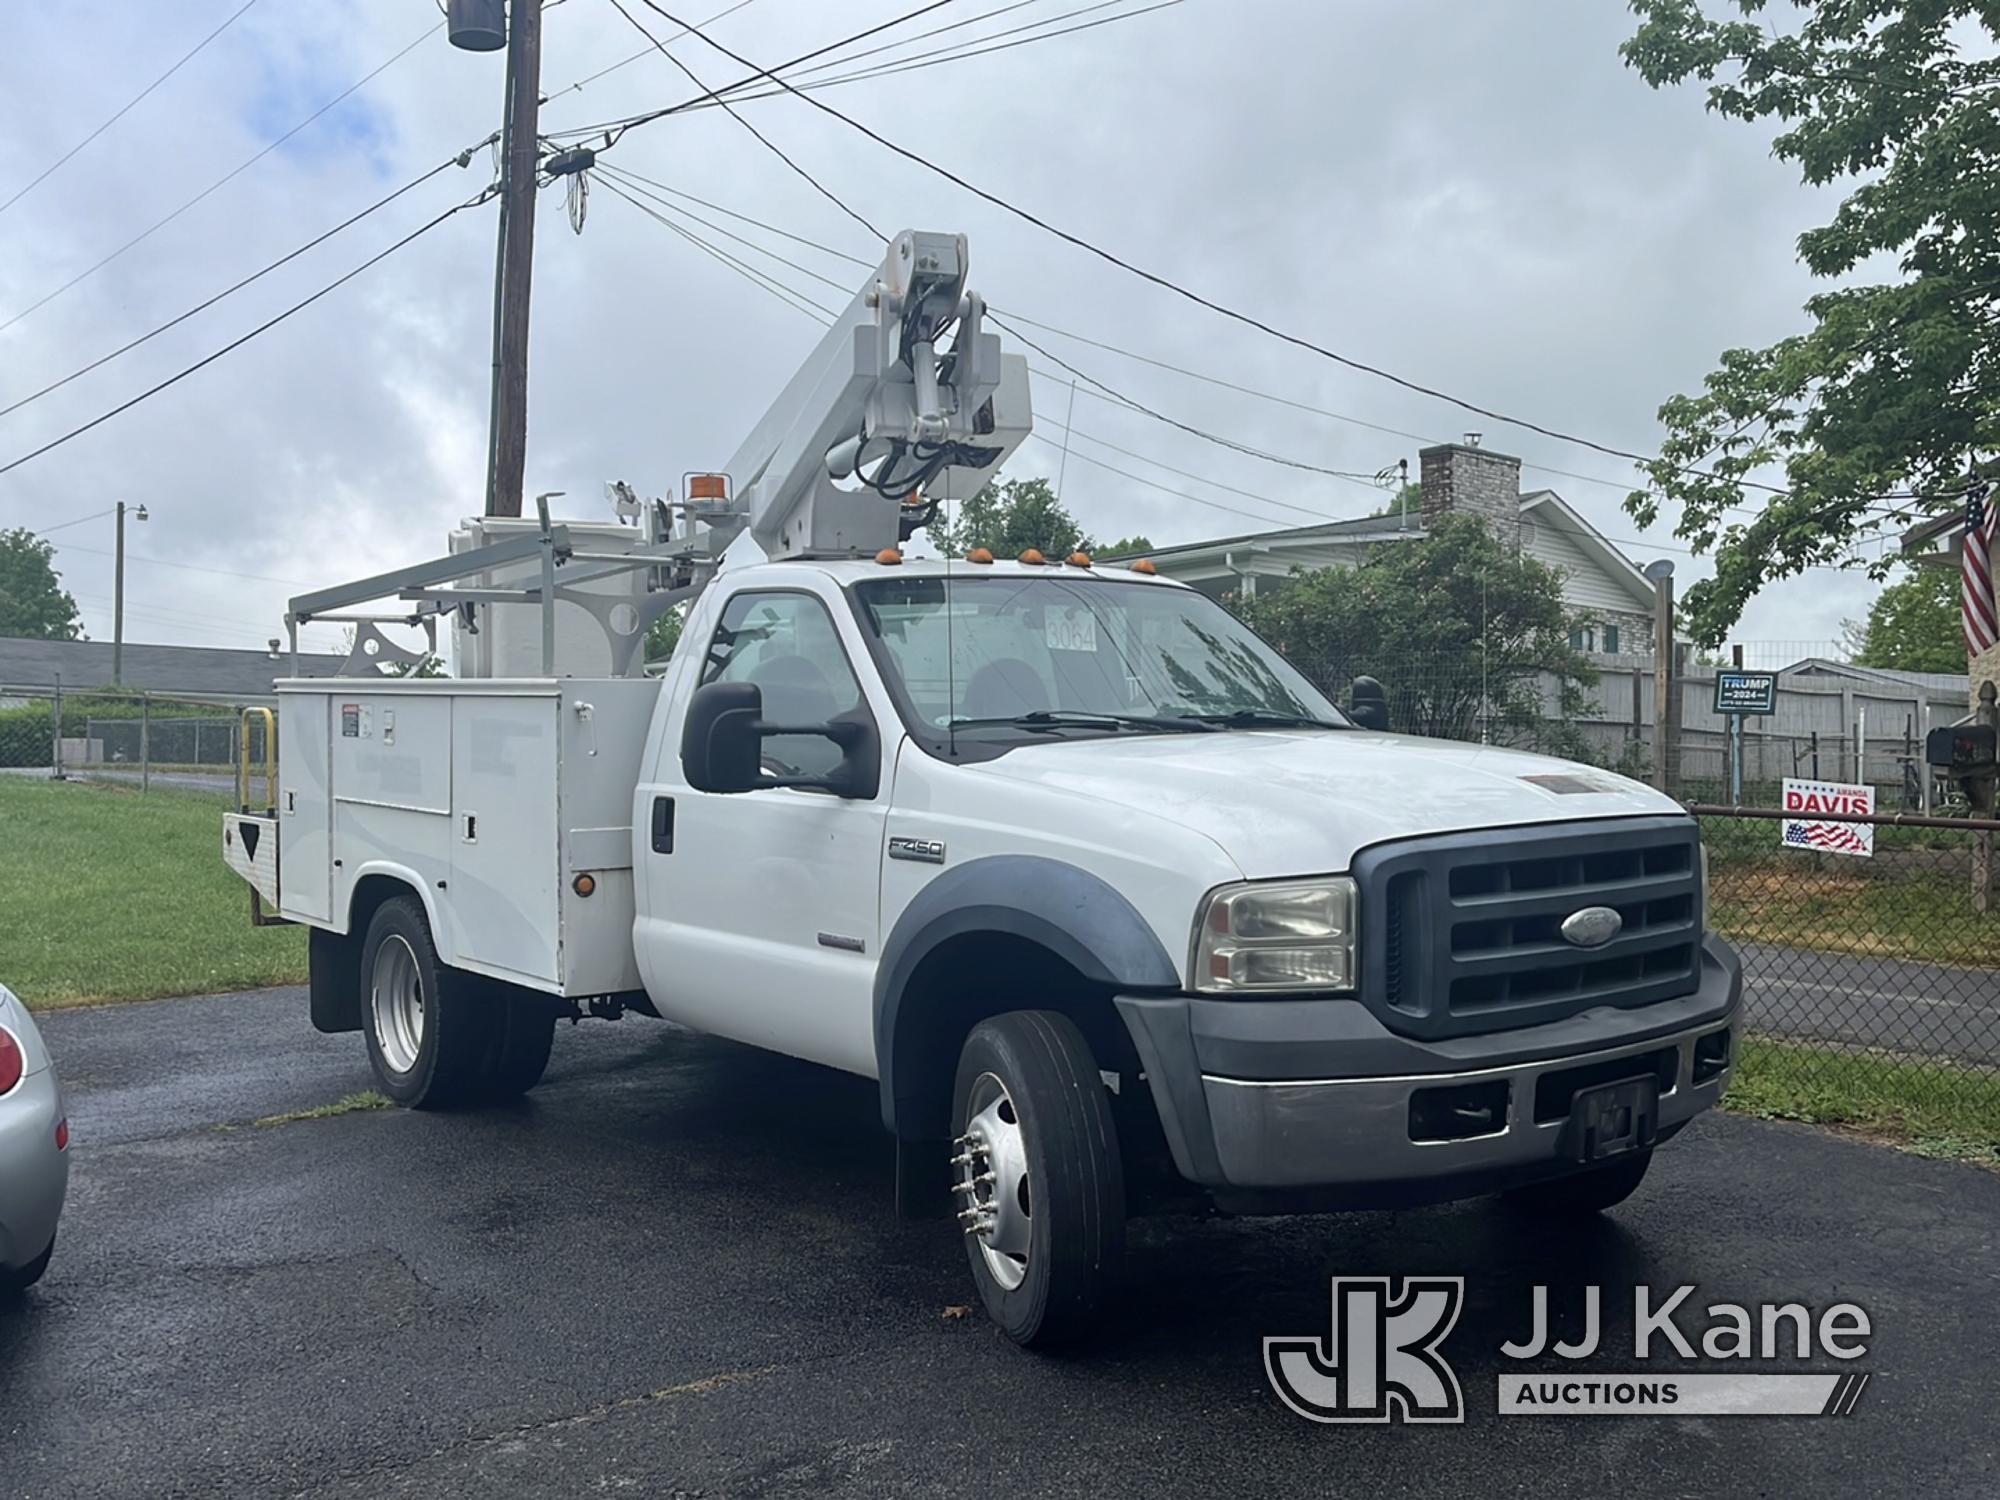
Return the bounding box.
[0,0,1885,657]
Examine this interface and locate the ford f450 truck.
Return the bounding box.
[221,231,1740,1346]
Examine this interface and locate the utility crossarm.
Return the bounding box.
[711,229,1032,562]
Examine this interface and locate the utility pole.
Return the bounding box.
[1646,559,1676,795]
[450,0,543,519]
[112,499,147,685]
[492,1,542,518]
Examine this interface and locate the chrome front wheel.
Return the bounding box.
[949,1011,1126,1347]
[954,1072,1032,1292]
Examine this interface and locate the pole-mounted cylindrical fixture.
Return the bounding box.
[448,0,507,52]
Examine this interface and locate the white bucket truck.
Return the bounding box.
[223,232,1741,1346]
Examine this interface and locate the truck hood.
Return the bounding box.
[963,729,1683,878]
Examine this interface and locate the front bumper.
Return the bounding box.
[0,1065,68,1271]
[1116,934,1741,1209]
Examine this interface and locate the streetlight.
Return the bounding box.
[113,500,147,685]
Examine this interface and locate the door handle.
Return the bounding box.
[651,796,675,854]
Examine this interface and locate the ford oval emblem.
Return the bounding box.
[1559,906,1623,948]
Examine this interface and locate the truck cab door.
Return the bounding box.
[635,584,890,1078]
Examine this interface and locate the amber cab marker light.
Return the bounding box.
[1067,551,1092,567]
[572,873,596,898]
[966,547,995,564]
[688,473,728,500]
[1019,548,1046,565]
[1131,558,1158,575]
[876,547,904,565]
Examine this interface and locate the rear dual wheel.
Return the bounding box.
[360,896,555,1108]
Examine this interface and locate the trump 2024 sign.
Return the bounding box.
[1780,778,1874,858]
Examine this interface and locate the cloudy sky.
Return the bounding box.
[1,0,1883,660]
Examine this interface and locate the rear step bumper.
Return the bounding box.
[222,812,280,909]
[1116,935,1741,1200]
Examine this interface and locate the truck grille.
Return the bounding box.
[1353,816,1703,1041]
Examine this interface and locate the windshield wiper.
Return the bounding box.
[1181,709,1348,731]
[946,709,1219,734]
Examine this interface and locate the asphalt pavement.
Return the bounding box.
[1739,941,2000,1063]
[3,988,1997,1498]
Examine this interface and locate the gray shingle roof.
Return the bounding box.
[0,637,346,699]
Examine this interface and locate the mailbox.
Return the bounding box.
[1926,724,1998,774]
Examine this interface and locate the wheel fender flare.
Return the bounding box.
[873,854,1180,1136]
[346,861,445,944]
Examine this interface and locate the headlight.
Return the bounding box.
[1193,877,1357,994]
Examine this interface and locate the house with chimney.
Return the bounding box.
[1105,441,1661,659]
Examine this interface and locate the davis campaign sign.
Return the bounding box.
[1780,778,1874,858]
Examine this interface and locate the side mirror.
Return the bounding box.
[1348,675,1389,732]
[680,680,879,798]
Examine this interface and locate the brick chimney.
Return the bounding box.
[1419,436,1521,547]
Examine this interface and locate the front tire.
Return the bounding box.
[951,1011,1125,1348]
[359,896,486,1109]
[1503,1149,1652,1214]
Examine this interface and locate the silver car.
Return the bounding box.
[1,983,68,1294]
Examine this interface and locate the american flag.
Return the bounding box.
[1963,481,1997,656]
[1783,822,1868,855]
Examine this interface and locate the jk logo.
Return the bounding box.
[1265,1277,1466,1424]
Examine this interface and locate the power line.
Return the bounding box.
[0,188,493,480]
[604,0,887,242]
[589,162,871,266]
[577,167,1720,511]
[0,0,267,220]
[600,191,1355,531]
[995,312,1386,486]
[1028,431,1347,530]
[546,0,764,101]
[593,91,1892,562]
[547,0,960,145]
[598,176,839,323]
[27,507,119,539]
[0,154,483,422]
[777,0,1051,83]
[706,0,1187,104]
[0,21,442,335]
[595,162,1390,492]
[548,0,1177,141]
[610,1,1937,507]
[60,545,314,587]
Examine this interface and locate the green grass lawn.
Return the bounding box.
[1709,862,2000,967]
[0,776,305,1008]
[1726,1036,2000,1165]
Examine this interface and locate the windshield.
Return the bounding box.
[850,574,1345,750]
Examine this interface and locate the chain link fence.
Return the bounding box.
[0,683,270,804]
[1692,806,2000,1140]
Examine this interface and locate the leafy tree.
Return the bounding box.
[1620,2,2000,645]
[1844,565,1961,673]
[384,654,447,679]
[1230,512,1599,753]
[644,602,686,665]
[0,528,83,640]
[930,477,1095,558]
[1098,534,1155,557]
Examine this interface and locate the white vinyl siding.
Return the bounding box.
[1525,515,1645,615]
